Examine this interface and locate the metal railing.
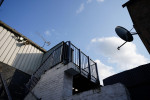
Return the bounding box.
[26,42,64,91]
[26,41,99,91]
[67,42,99,83]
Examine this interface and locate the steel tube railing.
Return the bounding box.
[26,41,99,91]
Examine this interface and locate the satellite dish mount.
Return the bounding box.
[115,26,137,50]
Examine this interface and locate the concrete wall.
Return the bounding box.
[0,25,43,75]
[66,83,130,100]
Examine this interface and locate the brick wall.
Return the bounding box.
[25,63,74,100]
[24,62,130,100]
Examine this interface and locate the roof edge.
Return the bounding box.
[122,0,137,8]
[0,20,46,53]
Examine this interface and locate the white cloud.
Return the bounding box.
[91,37,149,70]
[95,59,115,85]
[45,30,51,36]
[87,0,92,4]
[76,0,104,14]
[96,0,104,2]
[90,37,149,84]
[76,3,85,14]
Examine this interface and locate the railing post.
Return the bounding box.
[95,63,100,84]
[67,41,71,63]
[78,49,81,73]
[61,42,64,62]
[88,56,91,80]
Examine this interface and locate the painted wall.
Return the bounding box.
[24,62,130,100]
[25,63,74,100]
[0,26,43,75]
[66,83,130,100]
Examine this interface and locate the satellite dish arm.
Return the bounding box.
[117,41,127,50]
[131,32,138,35]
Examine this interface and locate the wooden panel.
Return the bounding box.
[0,31,12,57]
[12,43,26,67]
[0,28,7,40]
[0,34,16,62]
[0,26,44,74]
[7,40,21,65]
[37,51,43,67]
[30,48,39,71]
[34,50,43,72]
[15,44,30,69]
[0,31,10,48]
[3,40,17,64]
[24,47,37,74]
[23,45,35,72]
[31,49,41,73]
[0,26,3,33]
[20,44,32,72]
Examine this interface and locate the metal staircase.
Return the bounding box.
[26,42,64,91]
[26,41,100,93]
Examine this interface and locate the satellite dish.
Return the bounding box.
[115,26,133,42]
[115,26,137,50]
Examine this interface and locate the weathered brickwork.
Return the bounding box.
[25,63,130,100]
[25,63,74,100]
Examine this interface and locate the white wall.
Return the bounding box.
[0,26,43,75]
[24,62,130,100]
[25,63,74,100]
[66,83,130,100]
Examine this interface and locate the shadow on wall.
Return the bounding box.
[12,53,43,75]
[0,62,16,85]
[0,62,31,100]
[8,69,31,100]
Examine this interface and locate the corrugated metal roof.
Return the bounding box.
[0,20,46,53]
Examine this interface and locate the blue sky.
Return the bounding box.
[1,0,150,84]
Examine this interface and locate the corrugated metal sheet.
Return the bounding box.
[0,25,44,75]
